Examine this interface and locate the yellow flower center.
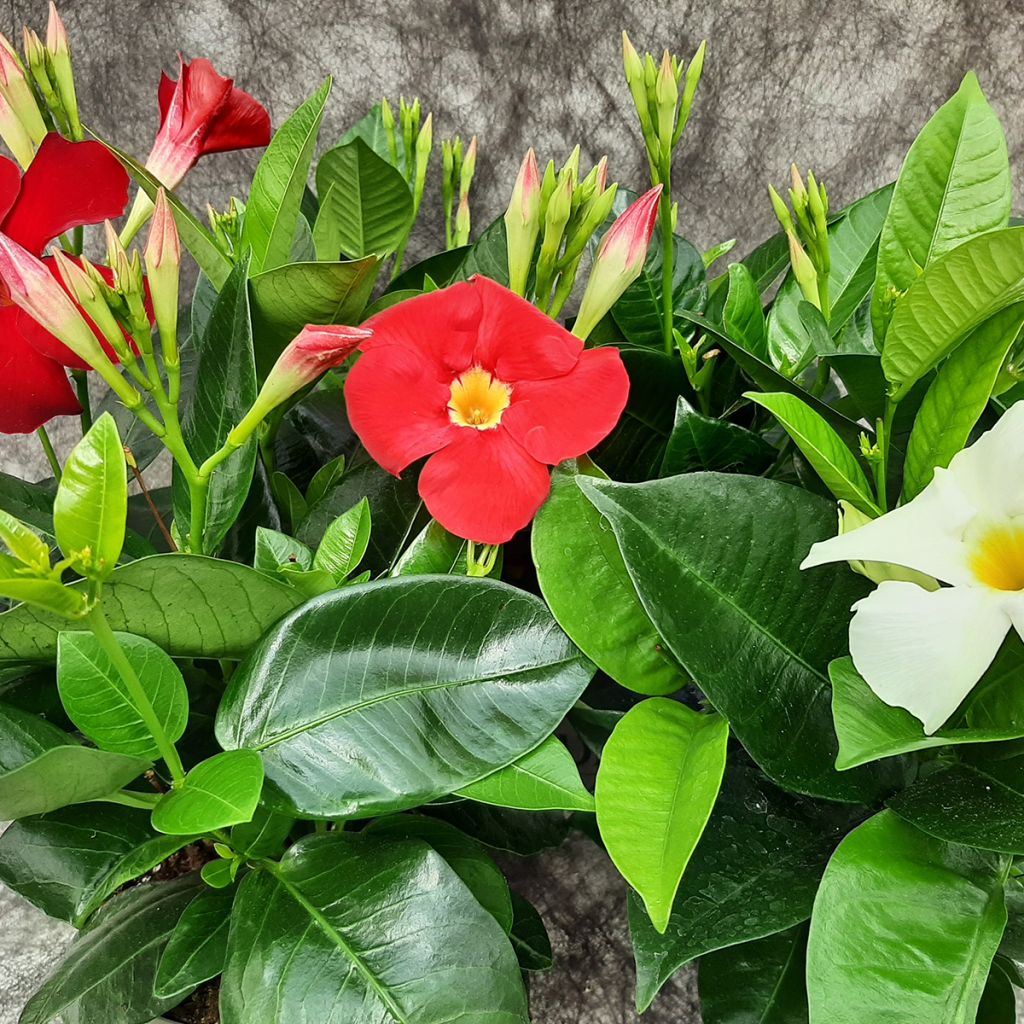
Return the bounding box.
[448,366,511,430]
[969,524,1024,591]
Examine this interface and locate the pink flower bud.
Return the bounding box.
[46,2,69,57]
[504,148,542,296]
[0,34,45,152]
[572,184,663,340]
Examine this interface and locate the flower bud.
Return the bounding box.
[504,148,542,297]
[51,249,129,361]
[454,193,471,247]
[786,230,819,308]
[0,34,45,151]
[460,135,477,198]
[767,184,795,235]
[572,184,662,340]
[0,89,34,168]
[622,31,652,135]
[144,188,180,366]
[655,50,677,151]
[45,2,80,138]
[381,96,398,166]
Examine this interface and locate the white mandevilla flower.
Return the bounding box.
[801,401,1024,735]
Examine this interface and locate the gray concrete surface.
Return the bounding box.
[1,0,1023,1020]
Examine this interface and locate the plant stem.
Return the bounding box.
[71,370,92,432]
[875,398,897,512]
[87,599,186,785]
[36,426,61,480]
[100,789,161,810]
[658,156,674,357]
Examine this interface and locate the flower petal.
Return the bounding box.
[471,275,581,381]
[419,428,552,544]
[344,344,456,476]
[1,135,130,255]
[850,581,1010,734]
[502,346,630,464]
[0,304,80,434]
[801,474,975,585]
[0,155,21,223]
[201,79,271,155]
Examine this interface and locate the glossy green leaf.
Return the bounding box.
[0,472,56,538]
[873,73,1011,343]
[533,461,685,696]
[453,216,510,285]
[723,262,767,359]
[509,892,553,973]
[432,802,572,856]
[659,397,775,477]
[0,702,149,818]
[597,699,728,932]
[0,577,86,618]
[173,257,258,553]
[902,304,1024,500]
[230,804,295,858]
[20,874,202,1024]
[313,496,370,579]
[976,965,1017,1024]
[253,526,313,572]
[806,810,1009,1024]
[219,831,528,1023]
[314,137,413,258]
[242,78,332,273]
[746,391,877,514]
[698,925,809,1024]
[0,804,192,926]
[0,554,301,663]
[391,519,474,576]
[631,763,855,1011]
[56,630,187,759]
[151,749,264,835]
[457,734,594,812]
[53,413,126,576]
[882,227,1024,400]
[217,576,592,818]
[581,473,896,802]
[0,506,51,567]
[153,884,235,998]
[335,101,407,170]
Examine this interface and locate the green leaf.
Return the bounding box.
[365,814,513,932]
[241,78,332,273]
[580,473,896,802]
[453,217,510,285]
[597,699,728,932]
[230,804,294,858]
[0,478,55,547]
[698,925,809,1024]
[53,413,126,576]
[154,884,235,998]
[457,734,594,812]
[873,73,1011,343]
[902,304,1024,499]
[57,630,188,759]
[882,227,1024,400]
[20,874,202,1024]
[723,262,768,359]
[533,461,686,696]
[173,257,258,553]
[305,454,347,508]
[314,137,413,258]
[630,763,855,1011]
[0,702,150,818]
[660,397,775,477]
[830,654,1024,769]
[746,391,878,514]
[0,804,193,926]
[254,527,313,572]
[0,554,301,664]
[509,892,553,973]
[248,257,379,378]
[216,576,592,818]
[0,577,86,618]
[806,810,1009,1024]
[390,519,474,576]
[313,496,370,579]
[151,749,264,835]
[976,965,1017,1024]
[220,831,528,1023]
[336,102,407,169]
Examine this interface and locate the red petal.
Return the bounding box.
[0,304,80,434]
[419,428,552,544]
[345,343,456,476]
[470,275,581,382]
[2,135,129,254]
[200,80,271,155]
[167,56,233,144]
[157,70,176,125]
[362,282,482,380]
[502,347,630,464]
[0,155,21,223]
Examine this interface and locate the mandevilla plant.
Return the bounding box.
[0,6,1023,1023]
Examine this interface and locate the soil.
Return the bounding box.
[166,979,220,1024]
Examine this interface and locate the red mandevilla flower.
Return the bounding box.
[0,133,130,433]
[345,276,630,544]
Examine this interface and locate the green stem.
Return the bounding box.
[875,398,897,512]
[70,225,83,258]
[36,426,61,480]
[658,156,674,357]
[100,789,161,810]
[71,370,92,433]
[87,600,186,785]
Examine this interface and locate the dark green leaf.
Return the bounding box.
[153,884,235,998]
[391,519,473,576]
[660,397,775,476]
[509,892,553,973]
[453,217,510,285]
[722,262,768,359]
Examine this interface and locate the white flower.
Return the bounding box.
[801,401,1024,735]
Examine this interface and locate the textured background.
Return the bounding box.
[1,0,1022,1021]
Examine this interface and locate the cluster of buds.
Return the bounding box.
[207,196,244,259]
[504,146,618,316]
[0,3,79,168]
[769,165,832,320]
[441,135,477,249]
[622,32,705,187]
[382,95,433,271]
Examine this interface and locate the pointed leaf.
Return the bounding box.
[723,262,767,358]
[313,496,370,579]
[153,884,235,998]
[660,397,775,477]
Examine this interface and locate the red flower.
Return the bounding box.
[0,133,130,433]
[145,56,271,189]
[345,276,630,544]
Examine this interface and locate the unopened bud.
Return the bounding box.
[787,231,819,307]
[144,188,180,367]
[768,184,795,235]
[0,34,45,149]
[455,193,471,247]
[0,90,34,168]
[51,249,129,361]
[504,148,542,297]
[459,135,477,198]
[655,50,677,151]
[45,3,79,138]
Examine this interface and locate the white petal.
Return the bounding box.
[849,581,1011,734]
[801,479,975,585]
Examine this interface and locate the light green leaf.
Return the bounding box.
[596,699,728,933]
[313,497,370,579]
[0,507,50,567]
[253,527,313,572]
[723,262,767,359]
[873,72,1011,343]
[57,630,188,759]
[0,577,86,618]
[390,519,474,577]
